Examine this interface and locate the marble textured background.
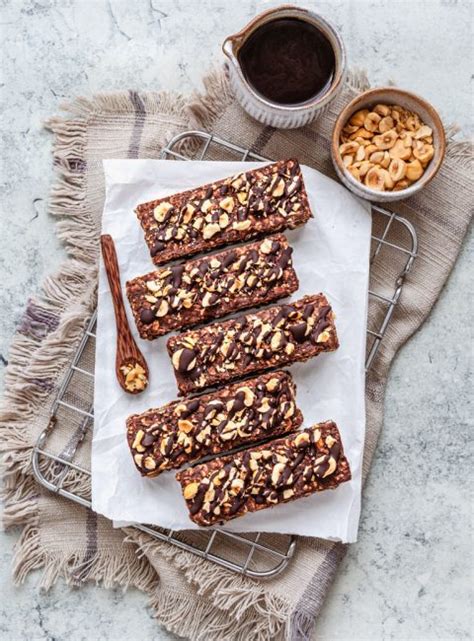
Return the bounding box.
[0,1,472,640]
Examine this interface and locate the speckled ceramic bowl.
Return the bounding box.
[331,87,446,202]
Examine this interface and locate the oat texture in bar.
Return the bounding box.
[176,421,351,526]
[167,294,339,395]
[126,234,298,340]
[135,159,312,265]
[127,371,303,477]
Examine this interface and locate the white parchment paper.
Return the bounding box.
[92,160,371,542]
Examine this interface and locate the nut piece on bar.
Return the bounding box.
[127,370,303,477]
[126,234,298,340]
[135,159,312,265]
[176,421,351,526]
[167,294,338,395]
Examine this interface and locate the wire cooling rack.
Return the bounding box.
[32,130,417,580]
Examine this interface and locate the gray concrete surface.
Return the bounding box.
[0,1,472,640]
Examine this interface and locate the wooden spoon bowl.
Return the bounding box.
[100,234,149,394]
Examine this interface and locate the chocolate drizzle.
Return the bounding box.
[127,234,298,339]
[134,159,311,266]
[167,294,338,392]
[177,421,350,526]
[127,371,302,476]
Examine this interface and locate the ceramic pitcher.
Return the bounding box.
[222,5,347,129]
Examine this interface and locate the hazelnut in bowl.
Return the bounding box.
[331,87,446,202]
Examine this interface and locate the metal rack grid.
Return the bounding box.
[32,130,417,580]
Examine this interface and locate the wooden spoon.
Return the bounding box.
[100,234,149,394]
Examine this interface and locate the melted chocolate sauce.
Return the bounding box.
[238,18,335,105]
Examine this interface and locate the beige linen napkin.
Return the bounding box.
[1,69,472,641]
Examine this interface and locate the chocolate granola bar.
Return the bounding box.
[135,159,312,265]
[127,370,302,477]
[167,294,338,395]
[126,234,298,340]
[176,421,351,526]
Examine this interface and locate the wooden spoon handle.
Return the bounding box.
[100,234,149,394]
[100,234,136,356]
